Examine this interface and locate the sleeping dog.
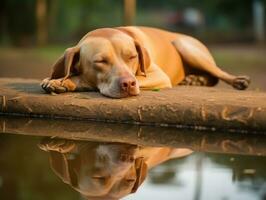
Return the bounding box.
[41,26,250,98]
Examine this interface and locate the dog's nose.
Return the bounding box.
[119,77,137,92]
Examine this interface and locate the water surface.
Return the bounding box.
[0,132,266,200]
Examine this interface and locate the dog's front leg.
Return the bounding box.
[41,76,93,93]
[137,63,172,90]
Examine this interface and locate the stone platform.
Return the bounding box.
[0,78,265,133]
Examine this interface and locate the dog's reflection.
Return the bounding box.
[39,138,192,200]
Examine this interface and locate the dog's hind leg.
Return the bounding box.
[172,35,250,90]
[178,74,218,86]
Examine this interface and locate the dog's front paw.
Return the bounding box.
[232,76,250,90]
[40,78,67,93]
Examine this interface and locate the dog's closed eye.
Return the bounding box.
[91,176,110,185]
[125,178,136,183]
[128,55,137,60]
[91,176,107,180]
[94,59,109,64]
[93,58,110,71]
[93,53,111,65]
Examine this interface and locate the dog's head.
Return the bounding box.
[39,139,148,200]
[51,28,151,98]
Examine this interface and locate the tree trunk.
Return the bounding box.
[124,0,136,26]
[36,0,48,46]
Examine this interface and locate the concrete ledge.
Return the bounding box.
[1,117,266,156]
[0,78,266,133]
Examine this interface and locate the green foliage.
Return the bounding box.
[0,0,265,46]
[47,0,124,43]
[1,0,36,45]
[138,0,255,28]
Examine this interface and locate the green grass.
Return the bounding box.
[0,45,68,62]
[210,46,266,73]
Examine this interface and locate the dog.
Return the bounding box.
[41,26,250,98]
[39,138,192,200]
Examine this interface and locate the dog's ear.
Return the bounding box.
[48,152,79,187]
[51,46,80,79]
[115,27,151,76]
[39,139,81,190]
[131,157,148,193]
[49,152,72,184]
[135,41,151,76]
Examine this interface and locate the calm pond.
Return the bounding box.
[0,117,266,200]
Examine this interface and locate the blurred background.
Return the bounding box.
[0,0,265,90]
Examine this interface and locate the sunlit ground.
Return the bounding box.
[0,45,265,90]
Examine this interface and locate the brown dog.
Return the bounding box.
[41,26,250,98]
[39,138,192,200]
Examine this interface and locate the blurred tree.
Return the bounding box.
[124,0,136,25]
[47,0,123,43]
[36,0,48,46]
[138,0,266,42]
[0,0,36,46]
[0,0,265,45]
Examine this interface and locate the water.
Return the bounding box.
[0,118,266,200]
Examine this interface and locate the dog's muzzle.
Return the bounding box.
[118,76,139,96]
